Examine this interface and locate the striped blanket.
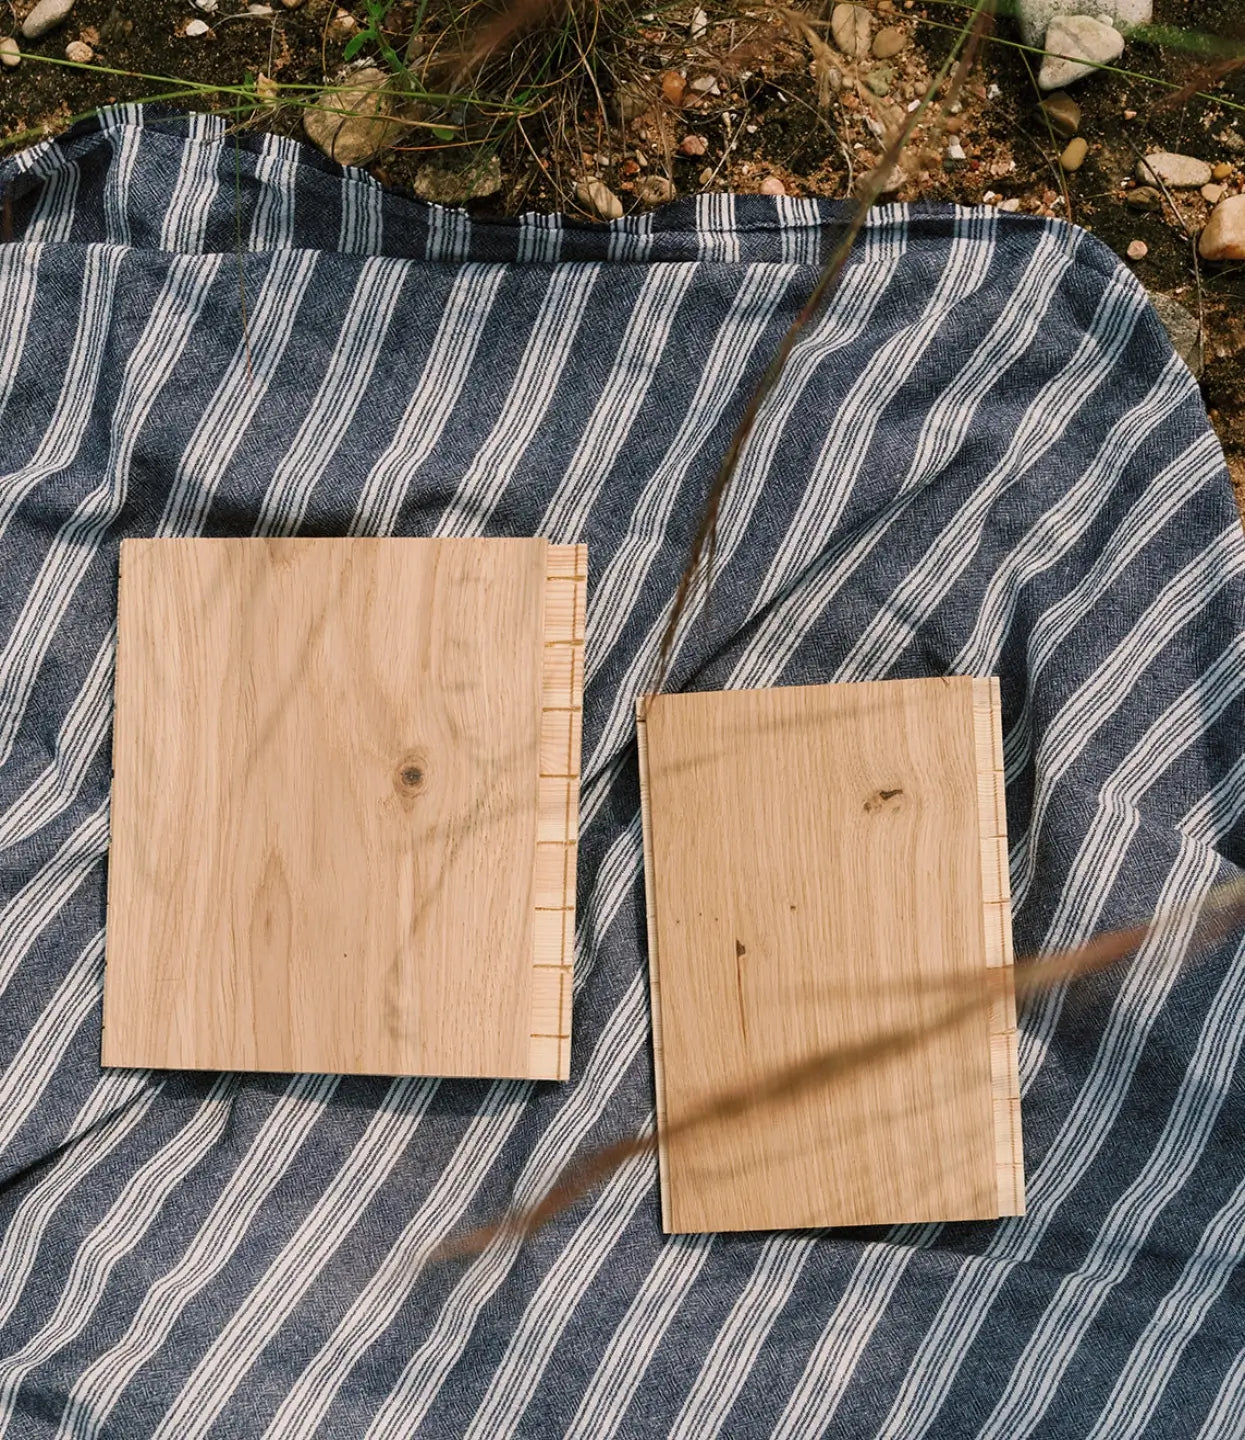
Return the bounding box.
[1,107,1243,1439]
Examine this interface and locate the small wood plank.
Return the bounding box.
[103,536,585,1080]
[636,677,1025,1234]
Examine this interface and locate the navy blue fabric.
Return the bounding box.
[0,106,1242,1439]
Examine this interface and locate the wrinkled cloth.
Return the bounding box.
[0,107,1243,1439]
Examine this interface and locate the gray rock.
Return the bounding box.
[864,65,893,97]
[303,69,402,168]
[576,178,624,220]
[1135,152,1212,189]
[414,156,503,204]
[1148,293,1202,377]
[1015,0,1149,48]
[1039,92,1081,138]
[20,0,75,39]
[831,2,871,58]
[636,175,675,205]
[1199,195,1245,262]
[1038,15,1124,90]
[1126,185,1162,210]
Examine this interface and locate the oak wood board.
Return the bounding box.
[103,536,585,1080]
[636,676,1024,1233]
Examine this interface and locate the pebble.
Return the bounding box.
[831,2,872,58]
[689,74,719,95]
[1148,292,1202,377]
[1040,92,1081,138]
[20,0,75,40]
[1135,152,1212,189]
[1126,239,1147,259]
[1211,162,1232,181]
[417,156,503,203]
[1015,0,1149,48]
[303,69,402,167]
[615,83,648,122]
[635,175,675,205]
[679,133,708,156]
[689,6,707,39]
[698,165,714,185]
[1060,136,1088,172]
[576,178,624,220]
[760,175,786,195]
[1199,195,1245,261]
[183,17,211,36]
[1125,185,1162,211]
[1202,183,1226,205]
[872,26,907,58]
[64,38,91,60]
[998,197,1022,212]
[660,70,685,106]
[945,139,966,166]
[1038,15,1125,91]
[0,36,19,66]
[864,66,892,97]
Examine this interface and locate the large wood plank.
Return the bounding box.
[103,537,585,1080]
[637,677,1024,1233]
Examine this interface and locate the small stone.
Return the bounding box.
[760,175,786,195]
[660,70,685,106]
[1126,186,1162,211]
[1015,0,1150,48]
[1199,195,1245,261]
[1040,92,1081,138]
[864,66,892,97]
[303,68,402,167]
[1126,239,1147,259]
[697,166,714,185]
[872,25,906,57]
[689,5,707,39]
[614,83,648,122]
[576,178,623,220]
[1136,152,1212,189]
[1148,292,1202,376]
[679,133,708,156]
[329,8,356,36]
[1211,162,1232,181]
[831,2,871,58]
[20,0,75,41]
[635,175,675,205]
[1060,136,1088,171]
[1123,108,1137,119]
[945,139,967,166]
[414,155,502,203]
[64,37,91,60]
[689,74,719,94]
[1038,15,1125,91]
[183,17,211,36]
[998,197,1022,212]
[1202,183,1226,205]
[0,36,19,66]
[255,72,279,106]
[280,0,306,8]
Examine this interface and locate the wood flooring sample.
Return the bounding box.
[637,677,1023,1233]
[103,537,585,1080]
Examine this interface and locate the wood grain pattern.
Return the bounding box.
[103,537,585,1080]
[637,677,1025,1234]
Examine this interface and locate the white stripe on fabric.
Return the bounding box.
[57,1071,339,1440]
[0,800,108,1005]
[360,975,651,1437]
[151,1077,439,1440]
[459,1134,655,1440]
[22,148,79,245]
[435,264,602,537]
[0,253,224,765]
[0,930,106,1164]
[340,170,383,255]
[159,112,226,253]
[776,196,822,266]
[249,131,298,251]
[262,1079,531,1440]
[0,245,128,540]
[1198,1345,1245,1440]
[0,1075,239,1437]
[0,1076,162,1333]
[517,212,563,264]
[670,1234,815,1439]
[0,628,113,852]
[101,109,142,248]
[252,256,410,536]
[563,1234,714,1440]
[0,244,43,426]
[348,264,507,537]
[978,911,1245,1440]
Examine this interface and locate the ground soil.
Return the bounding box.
[0,0,1242,477]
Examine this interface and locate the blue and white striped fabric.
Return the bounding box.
[1,106,1243,1438]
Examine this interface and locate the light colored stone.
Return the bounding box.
[1212,162,1232,181]
[1202,183,1226,205]
[872,25,907,57]
[20,0,74,40]
[831,2,871,58]
[1136,152,1212,189]
[1126,238,1147,259]
[998,197,1022,212]
[1125,185,1162,210]
[679,133,707,156]
[1015,0,1149,48]
[1038,15,1124,91]
[64,37,90,60]
[760,175,786,195]
[0,36,19,66]
[1199,194,1245,262]
[689,6,707,39]
[183,18,210,36]
[576,178,623,220]
[636,175,675,205]
[303,69,402,167]
[864,65,892,97]
[413,155,502,204]
[1040,92,1081,137]
[945,139,966,165]
[1148,292,1202,377]
[1060,136,1088,171]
